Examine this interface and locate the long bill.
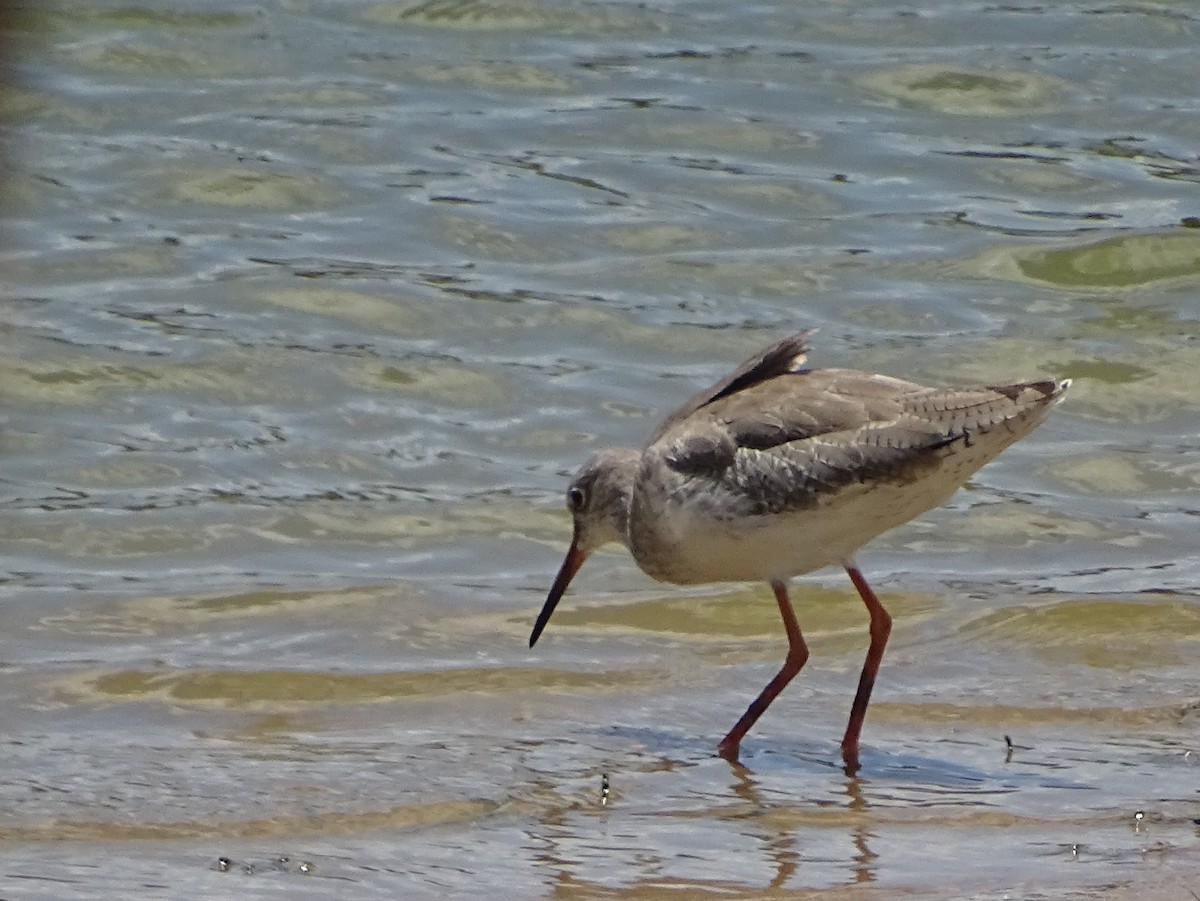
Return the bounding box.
[529,534,588,648]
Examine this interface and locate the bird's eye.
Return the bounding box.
[567,486,586,512]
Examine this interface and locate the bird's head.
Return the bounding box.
[528,447,639,647]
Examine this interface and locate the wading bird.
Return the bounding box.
[529,330,1068,770]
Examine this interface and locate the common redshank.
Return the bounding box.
[528,330,1069,768]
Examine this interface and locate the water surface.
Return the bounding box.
[3,0,1200,897]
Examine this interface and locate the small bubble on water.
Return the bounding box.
[299,861,314,874]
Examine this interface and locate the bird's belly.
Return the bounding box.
[629,466,975,585]
[632,512,832,584]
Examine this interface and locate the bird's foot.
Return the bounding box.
[715,738,741,764]
[840,740,861,777]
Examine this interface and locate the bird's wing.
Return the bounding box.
[654,372,1067,512]
[647,329,817,444]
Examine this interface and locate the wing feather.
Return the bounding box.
[648,329,817,444]
[655,369,1068,515]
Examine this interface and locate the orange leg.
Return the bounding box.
[840,561,892,771]
[717,579,809,761]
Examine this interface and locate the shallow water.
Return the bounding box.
[3,0,1200,897]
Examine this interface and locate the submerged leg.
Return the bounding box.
[717,579,810,761]
[840,558,892,770]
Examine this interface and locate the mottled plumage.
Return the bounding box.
[529,329,1069,768]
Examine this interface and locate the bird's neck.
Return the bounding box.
[599,447,640,549]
